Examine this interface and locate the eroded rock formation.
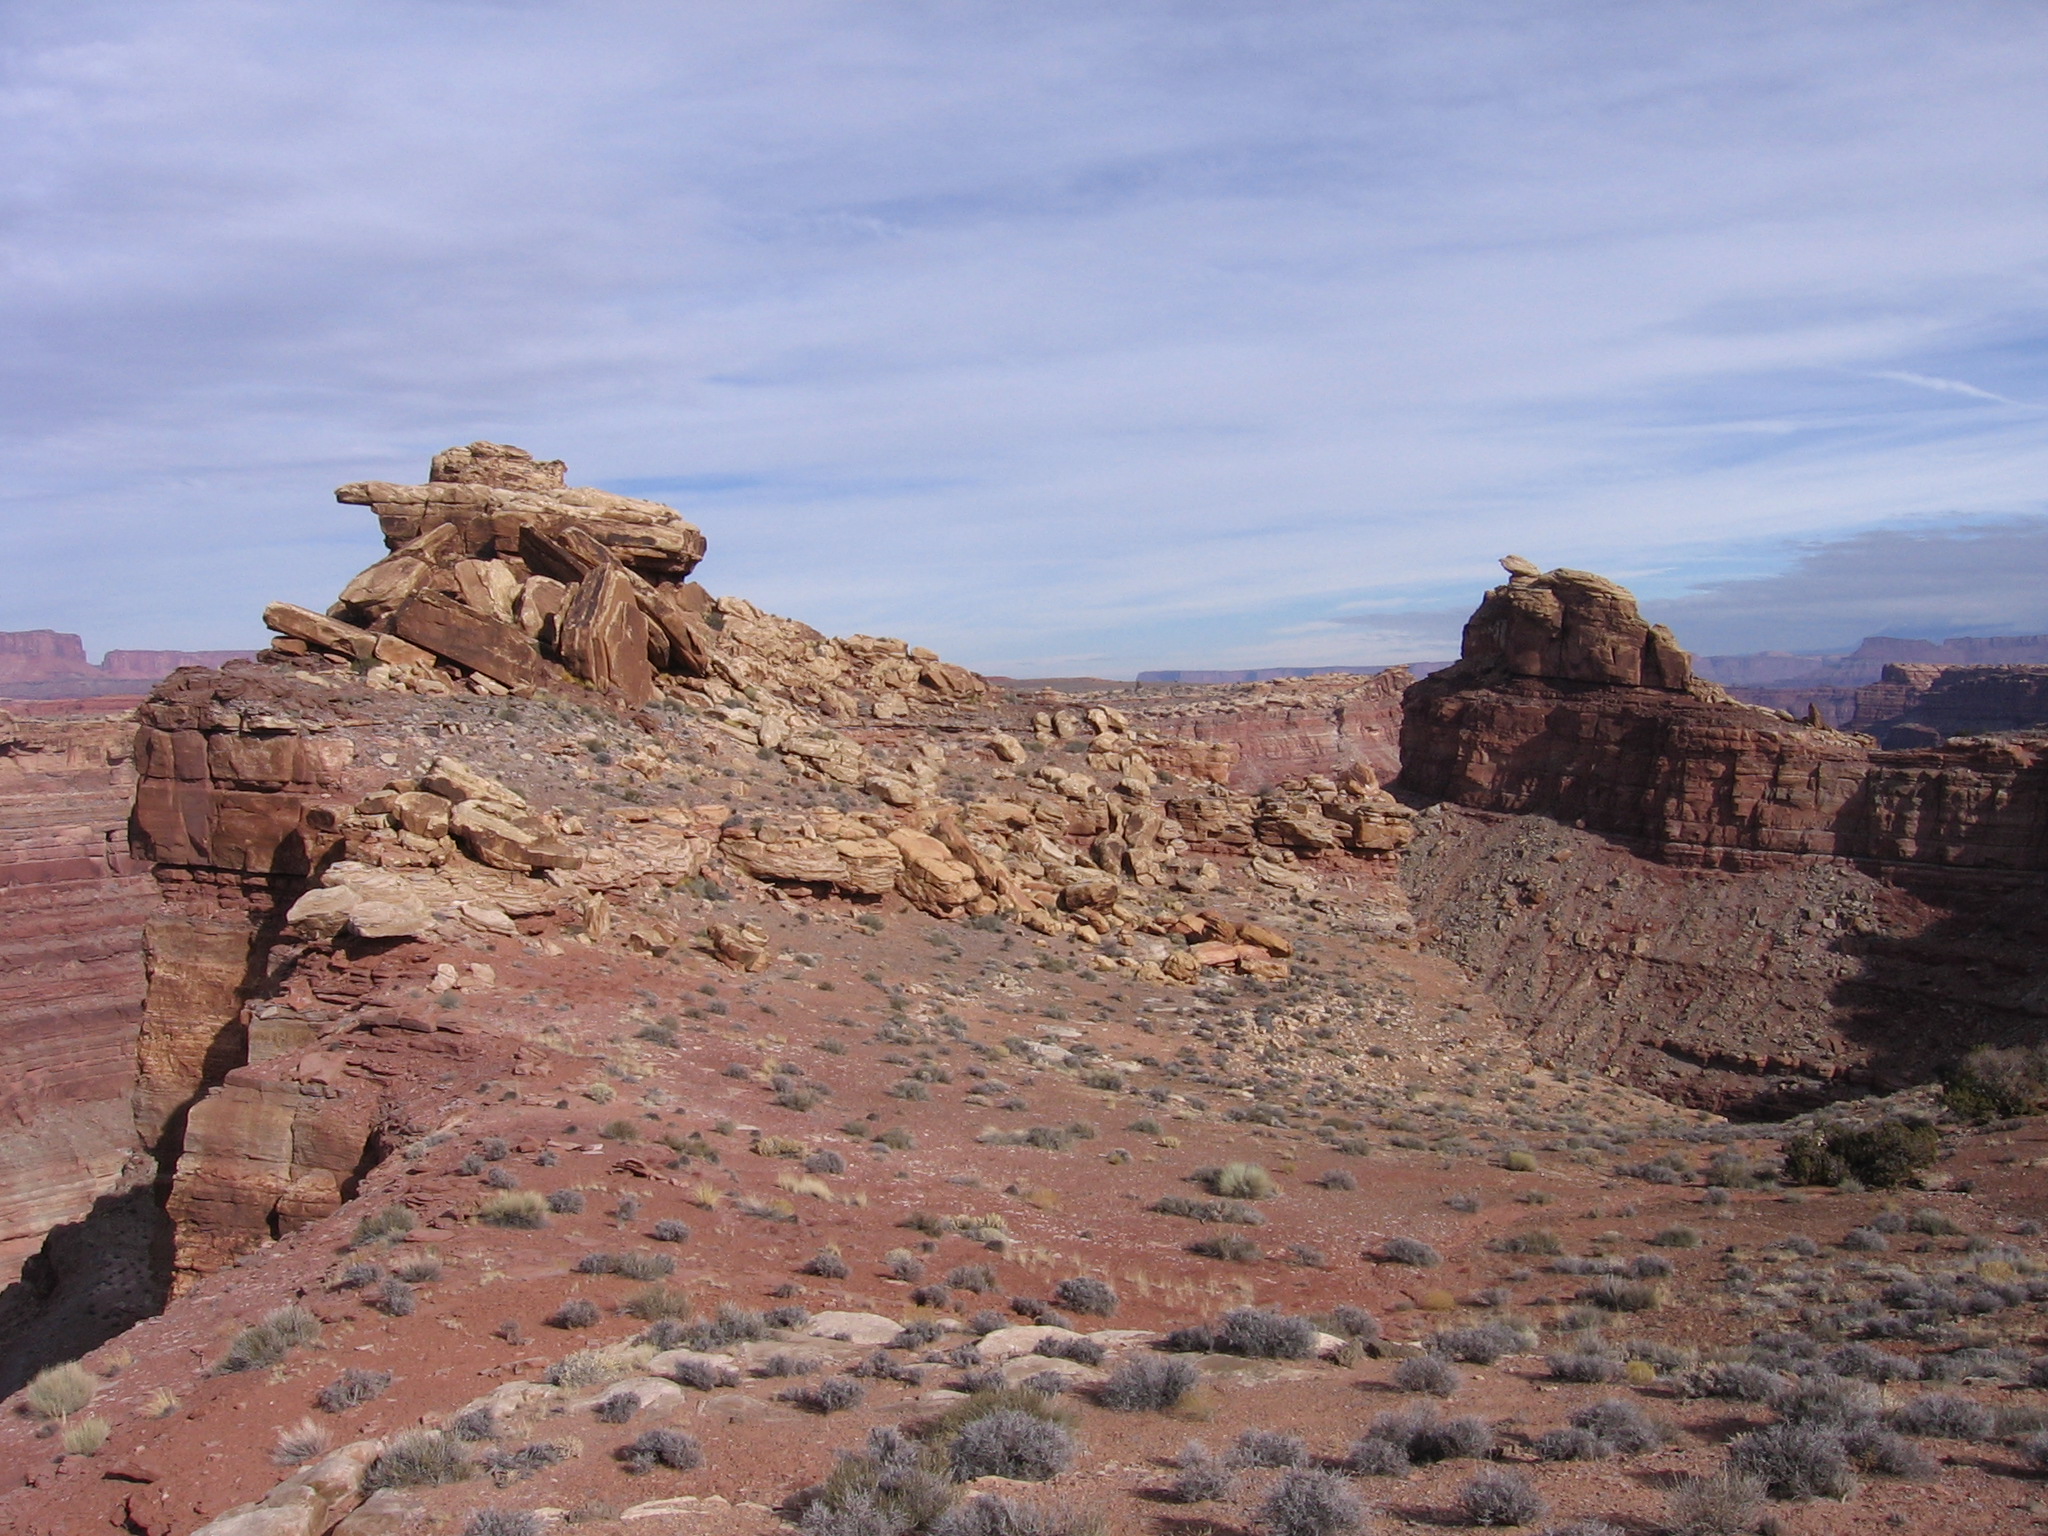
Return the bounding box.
[1401,560,2048,872]
[1399,560,2048,1109]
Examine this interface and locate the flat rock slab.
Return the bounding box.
[622,1494,732,1520]
[801,1310,903,1346]
[999,1355,1100,1387]
[976,1325,1083,1361]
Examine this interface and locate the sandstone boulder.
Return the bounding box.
[391,590,553,690]
[419,755,524,809]
[704,921,771,972]
[888,828,981,913]
[451,800,581,873]
[262,603,377,662]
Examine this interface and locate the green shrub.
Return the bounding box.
[1783,1121,1939,1189]
[1945,1044,2048,1121]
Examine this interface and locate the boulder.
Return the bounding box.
[450,800,581,873]
[419,755,524,809]
[888,828,981,913]
[261,603,376,662]
[801,1311,906,1346]
[389,790,452,838]
[346,897,434,939]
[704,921,771,972]
[391,590,553,690]
[558,565,657,706]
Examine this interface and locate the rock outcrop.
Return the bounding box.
[1094,669,1412,791]
[1401,560,2048,872]
[1845,663,2048,748]
[0,713,156,1286]
[1399,560,2048,1108]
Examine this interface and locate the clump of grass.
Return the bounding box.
[1359,1405,1493,1463]
[23,1362,95,1420]
[1050,1276,1117,1316]
[545,1344,650,1389]
[1547,1346,1624,1384]
[623,1282,692,1322]
[1667,1471,1765,1536]
[1726,1422,1856,1499]
[1580,1277,1661,1312]
[1887,1392,1995,1441]
[1035,1335,1106,1367]
[217,1305,322,1374]
[478,1191,548,1228]
[802,1249,852,1279]
[273,1417,333,1466]
[808,1426,955,1535]
[1152,1194,1265,1225]
[61,1416,110,1456]
[782,1375,867,1415]
[365,1430,472,1491]
[1164,1307,1316,1360]
[352,1206,416,1247]
[1430,1323,1525,1365]
[549,1298,601,1330]
[1195,1163,1276,1200]
[315,1368,392,1413]
[1171,1441,1235,1502]
[1187,1232,1262,1262]
[1393,1355,1463,1396]
[1381,1236,1441,1267]
[546,1188,586,1215]
[948,1410,1077,1481]
[1231,1428,1307,1468]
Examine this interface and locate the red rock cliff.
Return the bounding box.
[1400,560,2048,872]
[0,712,157,1285]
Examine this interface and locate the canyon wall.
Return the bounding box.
[0,712,157,1287]
[1098,669,1411,791]
[1398,561,2048,1110]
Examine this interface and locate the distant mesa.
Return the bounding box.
[1136,663,1451,685]
[0,629,256,712]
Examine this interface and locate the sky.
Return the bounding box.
[4,2,2047,676]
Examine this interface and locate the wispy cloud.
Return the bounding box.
[1871,371,2025,406]
[1,3,2046,670]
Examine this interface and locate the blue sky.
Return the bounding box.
[4,2,2046,673]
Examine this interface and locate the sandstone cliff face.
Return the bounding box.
[1102,670,1411,792]
[1401,562,2048,872]
[0,713,156,1286]
[1849,663,2048,747]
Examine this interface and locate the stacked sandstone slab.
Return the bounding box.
[1400,559,2048,872]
